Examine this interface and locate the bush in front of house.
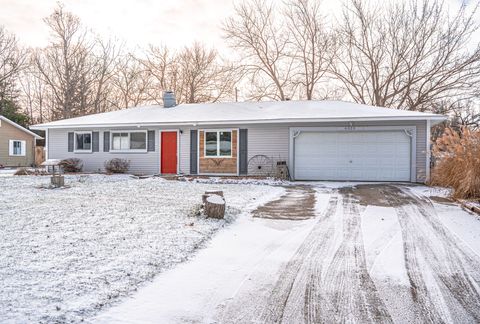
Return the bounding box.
[60,158,83,173]
[14,167,29,175]
[104,158,130,173]
[430,127,480,199]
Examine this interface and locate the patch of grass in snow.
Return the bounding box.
[0,174,281,323]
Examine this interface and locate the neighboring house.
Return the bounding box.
[31,93,446,182]
[0,116,42,167]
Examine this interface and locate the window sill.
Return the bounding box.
[73,150,93,154]
[110,150,149,154]
[203,156,233,159]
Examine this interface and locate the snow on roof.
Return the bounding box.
[30,100,446,129]
[0,115,43,138]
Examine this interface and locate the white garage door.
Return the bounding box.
[294,131,411,181]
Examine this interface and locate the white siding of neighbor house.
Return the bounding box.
[48,120,429,182]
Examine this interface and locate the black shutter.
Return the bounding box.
[239,129,248,175]
[190,130,198,174]
[147,130,155,152]
[68,132,74,152]
[103,131,110,152]
[92,132,99,152]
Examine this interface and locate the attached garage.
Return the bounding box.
[291,127,416,182]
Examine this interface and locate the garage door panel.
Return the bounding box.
[294,131,411,181]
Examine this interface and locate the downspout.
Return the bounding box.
[290,131,301,181]
[45,128,49,161]
[426,119,431,183]
[404,129,414,182]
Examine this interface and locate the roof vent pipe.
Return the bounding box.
[163,91,176,108]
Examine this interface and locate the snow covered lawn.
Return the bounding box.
[0,168,16,177]
[0,174,283,323]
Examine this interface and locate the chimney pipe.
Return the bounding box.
[163,91,176,108]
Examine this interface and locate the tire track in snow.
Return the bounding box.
[314,191,393,324]
[261,190,392,324]
[219,184,480,323]
[380,185,480,323]
[259,194,339,323]
[390,199,448,323]
[396,187,480,322]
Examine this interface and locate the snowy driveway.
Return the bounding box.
[96,183,480,324]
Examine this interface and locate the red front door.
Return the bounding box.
[161,131,177,174]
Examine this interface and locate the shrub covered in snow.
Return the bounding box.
[104,158,130,173]
[14,167,29,175]
[60,158,83,172]
[431,127,480,199]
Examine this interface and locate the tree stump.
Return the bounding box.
[204,194,226,219]
[51,175,64,187]
[202,190,224,204]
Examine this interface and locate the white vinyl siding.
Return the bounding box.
[247,125,289,163]
[48,128,159,174]
[179,129,190,174]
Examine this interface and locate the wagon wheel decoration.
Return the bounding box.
[248,155,274,177]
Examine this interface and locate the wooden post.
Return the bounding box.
[204,194,226,219]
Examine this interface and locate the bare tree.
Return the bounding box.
[177,42,238,103]
[19,55,46,123]
[110,54,152,109]
[139,42,238,104]
[284,0,335,100]
[90,38,120,113]
[33,5,96,119]
[331,0,480,111]
[0,26,25,90]
[223,0,294,101]
[451,102,480,130]
[139,45,182,104]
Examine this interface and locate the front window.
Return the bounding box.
[112,132,129,150]
[75,132,92,152]
[111,131,147,151]
[205,131,232,157]
[130,132,147,150]
[9,140,25,156]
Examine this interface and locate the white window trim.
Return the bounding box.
[74,131,93,153]
[203,130,233,158]
[9,140,26,156]
[110,130,148,153]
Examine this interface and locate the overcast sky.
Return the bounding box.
[0,0,239,51]
[0,0,476,53]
